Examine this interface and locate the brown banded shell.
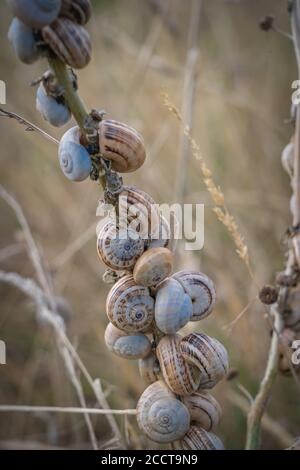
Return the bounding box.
[172,270,216,321]
[60,0,91,25]
[180,333,229,389]
[139,352,160,385]
[172,426,224,450]
[118,185,160,239]
[155,278,193,334]
[136,380,190,444]
[104,322,151,360]
[106,274,154,333]
[156,335,200,396]
[97,222,144,271]
[182,392,222,431]
[98,120,146,173]
[42,18,92,69]
[133,247,173,287]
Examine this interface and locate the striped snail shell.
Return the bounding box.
[182,392,222,431]
[98,120,146,173]
[172,426,224,450]
[180,333,229,389]
[8,0,61,29]
[36,83,71,127]
[118,185,160,239]
[136,380,190,444]
[148,214,173,250]
[139,352,160,385]
[106,275,155,333]
[156,335,200,396]
[133,247,174,287]
[42,18,92,69]
[104,322,151,360]
[155,278,193,334]
[97,222,144,271]
[59,0,91,25]
[172,270,216,321]
[58,126,91,181]
[8,18,40,65]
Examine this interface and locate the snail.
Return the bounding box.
[136,380,190,444]
[8,18,40,65]
[59,0,91,25]
[104,322,151,360]
[180,333,229,389]
[36,83,71,127]
[133,247,174,287]
[281,141,294,179]
[156,335,200,396]
[7,0,61,29]
[97,221,145,271]
[98,120,146,173]
[155,278,193,334]
[172,425,224,450]
[42,18,92,69]
[139,352,160,385]
[118,185,160,239]
[106,274,155,333]
[182,391,222,431]
[172,270,216,321]
[58,126,92,181]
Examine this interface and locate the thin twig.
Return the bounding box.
[0,405,137,415]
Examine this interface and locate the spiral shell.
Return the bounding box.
[139,352,160,385]
[42,18,92,69]
[60,0,91,25]
[97,222,144,271]
[136,380,190,443]
[104,322,151,360]
[106,275,154,333]
[36,83,71,127]
[172,270,216,321]
[8,0,61,29]
[172,426,224,450]
[58,126,91,181]
[182,392,222,431]
[148,214,172,250]
[8,18,40,65]
[155,278,192,334]
[98,120,146,173]
[118,185,160,239]
[133,247,173,287]
[180,333,229,389]
[156,335,200,396]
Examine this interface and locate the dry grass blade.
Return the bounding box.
[0,405,136,415]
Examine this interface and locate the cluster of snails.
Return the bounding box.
[8,0,92,127]
[7,0,229,450]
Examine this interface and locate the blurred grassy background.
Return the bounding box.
[0,0,299,450]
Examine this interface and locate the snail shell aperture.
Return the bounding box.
[8,18,40,65]
[36,83,71,127]
[58,126,92,181]
[104,322,151,360]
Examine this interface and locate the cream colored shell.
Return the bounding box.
[133,247,173,287]
[182,391,222,431]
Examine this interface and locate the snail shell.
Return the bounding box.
[8,18,40,65]
[8,0,61,29]
[104,322,151,360]
[58,126,91,181]
[97,222,145,271]
[281,142,294,178]
[136,380,190,443]
[148,214,172,250]
[156,335,200,396]
[182,391,222,431]
[98,120,146,173]
[59,0,91,25]
[106,274,154,333]
[139,352,160,385]
[36,83,71,127]
[172,426,224,450]
[180,333,229,389]
[133,247,174,287]
[172,270,216,321]
[42,18,92,69]
[118,185,160,239]
[155,278,193,334]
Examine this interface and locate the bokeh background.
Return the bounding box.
[0,0,299,450]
